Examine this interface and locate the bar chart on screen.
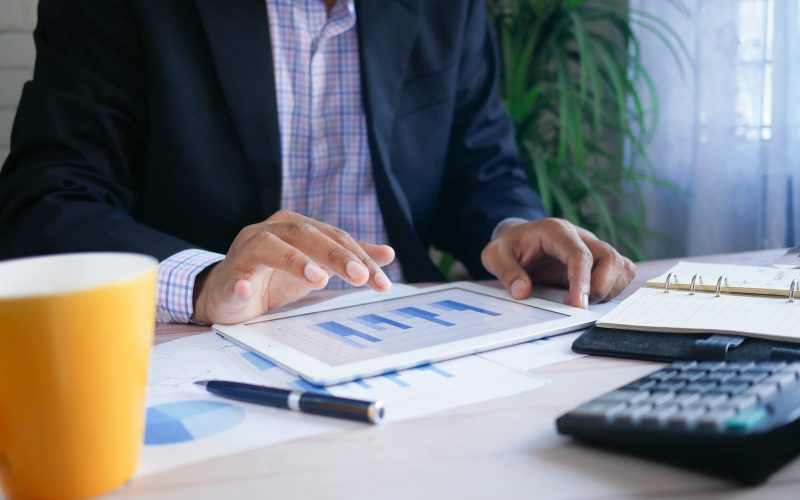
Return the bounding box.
[244,288,566,366]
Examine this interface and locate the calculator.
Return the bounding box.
[556,361,800,485]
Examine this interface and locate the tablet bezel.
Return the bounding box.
[213,282,597,386]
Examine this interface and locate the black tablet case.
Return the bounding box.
[572,325,800,363]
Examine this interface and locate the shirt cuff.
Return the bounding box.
[491,217,528,240]
[156,249,225,324]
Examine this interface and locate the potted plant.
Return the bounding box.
[488,0,686,260]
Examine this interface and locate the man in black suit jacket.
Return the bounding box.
[0,0,633,324]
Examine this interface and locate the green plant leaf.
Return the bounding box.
[493,0,686,259]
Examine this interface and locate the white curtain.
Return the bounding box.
[632,0,800,259]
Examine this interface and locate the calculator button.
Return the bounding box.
[667,407,706,427]
[751,361,785,372]
[697,408,737,429]
[724,361,755,371]
[764,372,797,389]
[725,407,768,432]
[681,402,709,413]
[702,371,737,383]
[652,380,686,392]
[649,369,680,381]
[640,404,680,425]
[740,365,773,373]
[784,367,800,378]
[698,393,729,408]
[718,395,759,412]
[597,390,648,404]
[780,363,800,376]
[642,391,675,406]
[673,370,707,383]
[678,382,717,394]
[744,383,779,402]
[708,382,750,396]
[571,401,627,419]
[732,371,769,385]
[620,379,657,391]
[611,403,653,423]
[696,361,726,370]
[671,393,701,407]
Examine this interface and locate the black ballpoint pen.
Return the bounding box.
[194,380,385,424]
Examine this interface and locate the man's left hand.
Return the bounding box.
[481,218,635,308]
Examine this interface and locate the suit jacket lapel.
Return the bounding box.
[357,0,442,281]
[194,0,282,215]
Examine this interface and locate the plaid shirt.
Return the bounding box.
[156,0,402,323]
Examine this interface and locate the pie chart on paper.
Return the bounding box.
[144,400,245,445]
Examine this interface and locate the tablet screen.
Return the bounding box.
[243,287,566,366]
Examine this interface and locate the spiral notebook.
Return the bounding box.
[596,261,800,343]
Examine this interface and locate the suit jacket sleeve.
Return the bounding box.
[0,0,193,261]
[431,0,546,278]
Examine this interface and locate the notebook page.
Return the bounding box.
[644,261,800,297]
[597,287,800,342]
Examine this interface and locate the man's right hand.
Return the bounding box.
[191,210,395,325]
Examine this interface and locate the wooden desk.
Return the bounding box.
[115,248,800,499]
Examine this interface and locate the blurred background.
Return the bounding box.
[0,0,35,170]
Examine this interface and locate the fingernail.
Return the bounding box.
[581,293,589,309]
[511,278,527,298]
[346,260,369,282]
[304,263,326,283]
[374,271,391,289]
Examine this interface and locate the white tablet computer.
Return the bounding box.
[213,282,597,385]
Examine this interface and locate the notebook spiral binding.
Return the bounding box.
[690,274,702,295]
[714,276,728,297]
[664,273,678,292]
[664,273,797,303]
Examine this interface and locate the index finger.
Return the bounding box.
[540,222,593,308]
[296,216,392,291]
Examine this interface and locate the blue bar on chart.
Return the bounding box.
[317,321,382,343]
[415,363,454,378]
[356,314,412,330]
[294,379,332,395]
[382,372,410,387]
[395,307,455,327]
[432,299,501,317]
[351,378,372,389]
[240,351,277,371]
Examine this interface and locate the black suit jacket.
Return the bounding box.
[0,0,545,281]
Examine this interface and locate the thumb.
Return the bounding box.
[481,241,532,300]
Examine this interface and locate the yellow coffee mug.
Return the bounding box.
[0,253,157,499]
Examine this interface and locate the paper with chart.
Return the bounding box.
[138,331,547,477]
[138,287,614,477]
